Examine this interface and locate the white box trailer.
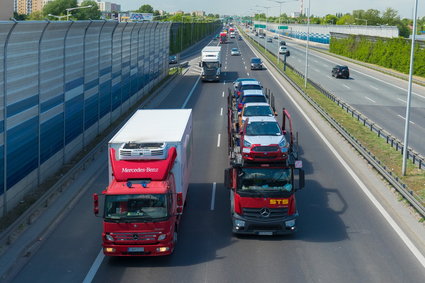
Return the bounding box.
[108,109,193,203]
[200,46,222,81]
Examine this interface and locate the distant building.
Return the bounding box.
[1,0,13,20]
[171,10,184,15]
[110,2,120,12]
[193,11,205,17]
[15,0,57,14]
[96,1,112,12]
[291,12,300,18]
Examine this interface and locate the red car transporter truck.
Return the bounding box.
[220,31,227,44]
[226,89,305,235]
[93,109,192,256]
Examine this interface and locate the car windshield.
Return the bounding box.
[104,194,168,221]
[232,48,238,51]
[242,96,267,104]
[238,168,293,193]
[241,84,262,91]
[246,121,281,136]
[251,58,261,63]
[244,105,273,117]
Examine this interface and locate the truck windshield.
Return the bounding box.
[104,194,168,221]
[238,168,293,195]
[204,62,220,69]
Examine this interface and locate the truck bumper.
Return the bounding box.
[232,213,297,235]
[102,241,174,256]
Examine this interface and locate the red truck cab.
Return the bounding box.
[225,163,304,235]
[94,147,183,256]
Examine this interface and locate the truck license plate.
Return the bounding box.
[128,247,144,252]
[258,232,273,236]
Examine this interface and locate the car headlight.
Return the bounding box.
[243,140,251,147]
[158,234,166,241]
[279,139,287,148]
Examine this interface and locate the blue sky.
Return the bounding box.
[113,0,423,19]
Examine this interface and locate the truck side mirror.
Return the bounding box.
[93,193,99,216]
[176,192,183,215]
[176,192,183,206]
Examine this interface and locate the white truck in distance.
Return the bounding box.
[199,46,222,82]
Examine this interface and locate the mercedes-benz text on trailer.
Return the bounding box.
[200,46,222,82]
[93,109,193,256]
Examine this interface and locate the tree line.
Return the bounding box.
[249,8,425,38]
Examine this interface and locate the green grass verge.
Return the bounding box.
[242,29,425,205]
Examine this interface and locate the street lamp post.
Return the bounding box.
[66,5,93,21]
[402,0,419,175]
[304,0,311,88]
[256,5,271,53]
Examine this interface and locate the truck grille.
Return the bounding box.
[111,232,161,242]
[242,207,288,220]
[252,146,279,152]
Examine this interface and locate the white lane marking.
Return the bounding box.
[369,85,379,90]
[397,114,415,125]
[398,97,406,103]
[220,107,223,116]
[365,96,376,103]
[327,75,333,79]
[222,91,225,97]
[217,133,221,147]
[342,84,350,89]
[210,182,216,210]
[223,82,225,85]
[247,72,250,76]
[264,57,425,269]
[313,68,320,72]
[182,75,201,108]
[225,66,227,70]
[82,250,105,283]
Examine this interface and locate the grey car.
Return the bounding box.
[250,57,263,70]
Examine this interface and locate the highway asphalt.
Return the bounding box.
[250,31,425,157]
[6,34,425,283]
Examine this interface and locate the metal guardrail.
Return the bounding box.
[0,72,179,250]
[243,31,425,217]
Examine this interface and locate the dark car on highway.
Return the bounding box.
[332,65,350,79]
[250,57,263,70]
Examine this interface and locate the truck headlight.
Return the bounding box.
[285,219,296,227]
[235,219,245,227]
[158,234,166,241]
[105,234,114,241]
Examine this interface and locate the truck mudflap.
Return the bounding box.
[231,213,298,235]
[102,241,175,256]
